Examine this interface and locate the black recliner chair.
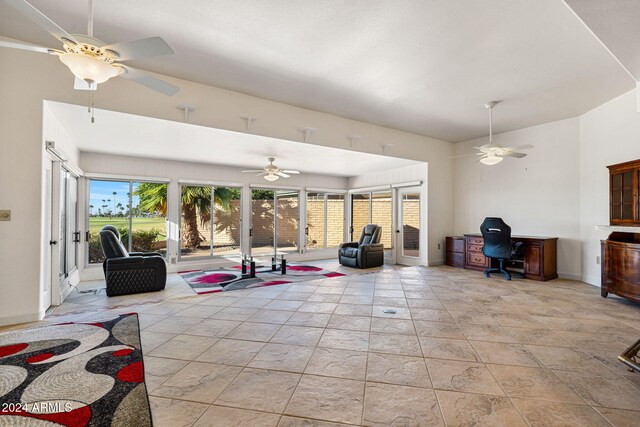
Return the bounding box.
[480,217,524,281]
[99,225,167,296]
[339,224,384,268]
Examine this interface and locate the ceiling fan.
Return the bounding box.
[242,157,301,182]
[452,101,533,165]
[0,0,179,96]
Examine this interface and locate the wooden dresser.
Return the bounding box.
[600,159,640,302]
[601,232,640,302]
[463,234,558,282]
[445,236,465,267]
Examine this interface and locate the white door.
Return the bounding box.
[396,187,422,266]
[42,160,53,312]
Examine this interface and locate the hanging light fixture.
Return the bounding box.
[480,153,503,165]
[264,174,279,182]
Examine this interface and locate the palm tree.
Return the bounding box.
[112,192,117,214]
[116,202,123,216]
[89,204,94,216]
[134,183,236,249]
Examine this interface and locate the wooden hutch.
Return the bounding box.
[601,159,640,302]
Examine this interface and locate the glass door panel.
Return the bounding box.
[351,193,370,240]
[213,186,242,256]
[401,192,421,259]
[66,174,78,273]
[326,194,345,248]
[306,192,326,249]
[88,179,130,264]
[371,191,393,250]
[179,185,212,259]
[251,189,275,255]
[276,190,299,253]
[133,182,168,257]
[58,170,67,276]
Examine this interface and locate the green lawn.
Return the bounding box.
[89,216,166,237]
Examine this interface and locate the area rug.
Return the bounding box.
[179,263,347,294]
[0,313,151,427]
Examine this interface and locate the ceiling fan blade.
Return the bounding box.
[501,144,534,152]
[0,36,56,53]
[255,172,267,176]
[451,153,484,159]
[276,172,290,178]
[282,170,300,174]
[103,36,175,61]
[119,66,179,96]
[501,152,527,158]
[5,0,79,45]
[242,170,265,173]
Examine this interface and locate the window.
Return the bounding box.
[88,179,168,264]
[179,185,242,259]
[306,192,345,249]
[351,191,392,249]
[251,188,299,256]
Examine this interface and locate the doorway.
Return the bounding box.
[250,189,299,257]
[396,187,422,266]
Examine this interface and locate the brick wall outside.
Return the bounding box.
[307,199,345,248]
[402,199,420,252]
[186,197,419,252]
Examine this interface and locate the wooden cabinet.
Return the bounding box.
[608,159,640,225]
[463,234,558,281]
[601,232,640,303]
[445,236,465,267]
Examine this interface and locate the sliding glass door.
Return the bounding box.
[179,184,242,259]
[306,192,345,250]
[88,179,168,264]
[396,187,422,265]
[351,193,370,240]
[251,189,299,256]
[351,191,392,249]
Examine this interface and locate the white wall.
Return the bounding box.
[453,118,582,280]
[0,48,453,325]
[579,89,640,285]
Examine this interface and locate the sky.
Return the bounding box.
[89,180,140,214]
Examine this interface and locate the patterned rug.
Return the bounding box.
[179,263,347,294]
[0,313,151,427]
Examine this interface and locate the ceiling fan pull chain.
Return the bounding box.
[88,90,95,123]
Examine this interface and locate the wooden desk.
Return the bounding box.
[463,234,558,281]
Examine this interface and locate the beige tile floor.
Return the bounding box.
[3,261,640,426]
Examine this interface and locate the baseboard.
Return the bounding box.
[0,309,46,327]
[557,272,582,281]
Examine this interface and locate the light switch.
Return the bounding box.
[0,210,10,221]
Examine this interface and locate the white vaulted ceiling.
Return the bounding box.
[0,0,634,142]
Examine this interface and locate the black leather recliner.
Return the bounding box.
[99,225,167,296]
[338,224,384,268]
[480,217,524,281]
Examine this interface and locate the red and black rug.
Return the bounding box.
[179,263,347,295]
[0,313,151,427]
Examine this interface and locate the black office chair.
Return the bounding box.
[480,217,524,281]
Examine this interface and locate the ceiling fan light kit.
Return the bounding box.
[59,51,121,84]
[2,0,179,96]
[450,100,534,166]
[479,154,503,165]
[242,157,301,182]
